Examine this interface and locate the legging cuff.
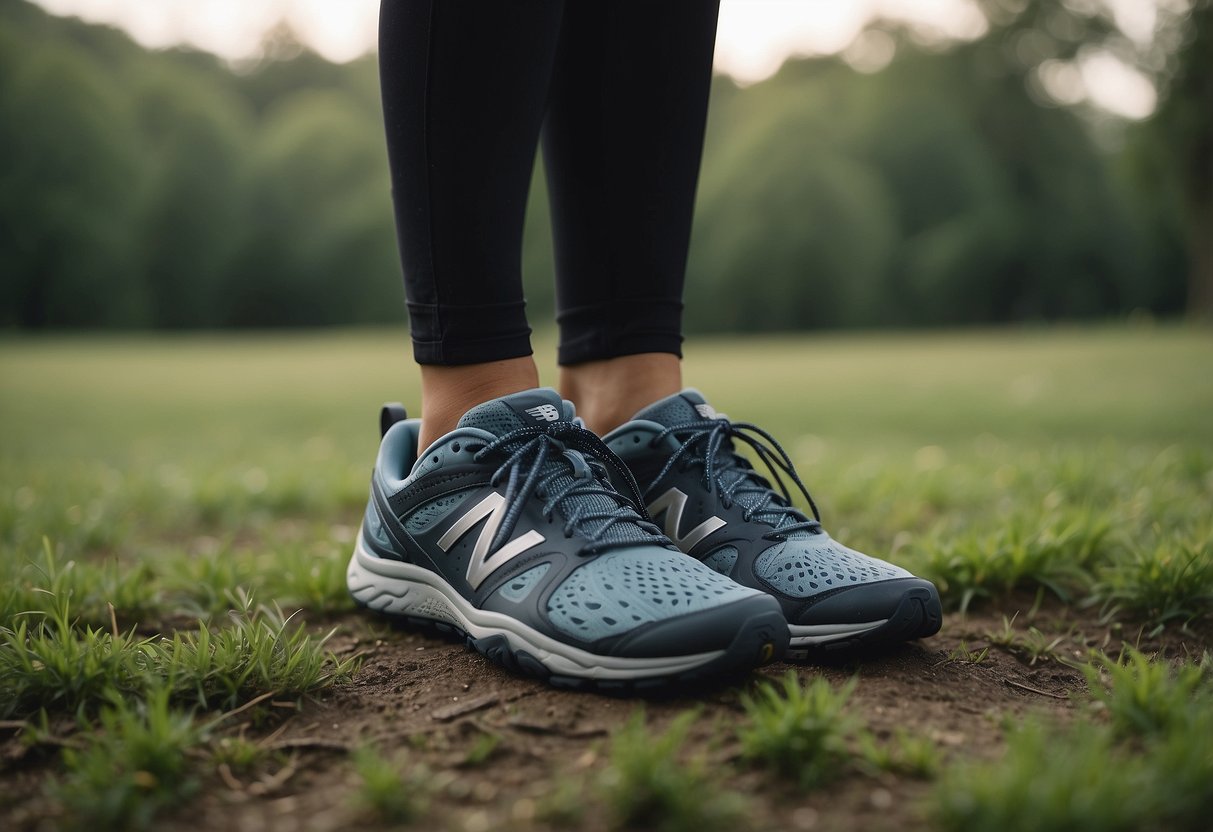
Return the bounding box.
[409,301,533,365]
[556,298,684,366]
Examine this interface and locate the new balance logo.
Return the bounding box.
[647,487,725,551]
[437,492,546,590]
[524,404,561,421]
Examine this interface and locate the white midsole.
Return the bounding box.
[347,535,727,679]
[788,619,887,646]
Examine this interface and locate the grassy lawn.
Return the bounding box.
[2,325,1211,831]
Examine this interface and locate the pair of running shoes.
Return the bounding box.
[347,388,941,690]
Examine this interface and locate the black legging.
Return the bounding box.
[379,1,720,366]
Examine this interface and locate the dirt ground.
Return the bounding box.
[3,599,1208,832]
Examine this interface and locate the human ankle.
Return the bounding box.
[418,357,539,450]
[560,353,682,435]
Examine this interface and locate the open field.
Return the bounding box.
[2,325,1212,831]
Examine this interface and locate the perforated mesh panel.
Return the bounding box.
[635,392,703,427]
[495,563,551,604]
[458,402,525,437]
[702,545,738,576]
[753,534,910,599]
[404,489,476,533]
[546,547,754,640]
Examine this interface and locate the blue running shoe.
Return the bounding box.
[347,388,787,689]
[604,390,942,657]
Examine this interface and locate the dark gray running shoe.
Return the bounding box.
[347,388,787,690]
[604,390,942,657]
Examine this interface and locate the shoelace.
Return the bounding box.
[469,422,667,555]
[649,418,822,538]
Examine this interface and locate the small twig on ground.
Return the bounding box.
[217,762,245,792]
[263,737,351,753]
[247,755,300,796]
[206,691,279,730]
[1005,679,1068,700]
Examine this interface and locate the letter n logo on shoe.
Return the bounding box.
[437,492,546,590]
[647,487,726,552]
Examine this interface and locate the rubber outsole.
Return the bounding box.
[348,545,787,692]
[786,585,943,659]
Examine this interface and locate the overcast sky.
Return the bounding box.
[32,0,1161,118]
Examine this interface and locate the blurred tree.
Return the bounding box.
[227,90,399,326]
[0,17,142,326]
[127,64,253,327]
[1147,0,1211,319]
[0,0,1200,331]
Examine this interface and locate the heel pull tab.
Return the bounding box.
[380,403,409,438]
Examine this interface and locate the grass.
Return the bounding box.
[350,743,427,824]
[984,614,1070,666]
[1,587,357,719]
[0,325,1210,828]
[596,710,745,832]
[738,672,857,787]
[739,671,940,784]
[1083,649,1212,738]
[55,685,204,831]
[933,654,1213,832]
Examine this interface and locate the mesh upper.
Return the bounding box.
[404,489,477,533]
[458,392,641,547]
[495,563,551,604]
[545,547,755,640]
[635,393,705,428]
[753,534,910,599]
[635,390,812,533]
[702,545,739,576]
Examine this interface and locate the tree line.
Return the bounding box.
[0,0,1207,331]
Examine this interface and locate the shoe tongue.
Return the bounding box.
[457,388,576,438]
[637,390,819,537]
[457,388,646,547]
[632,389,725,428]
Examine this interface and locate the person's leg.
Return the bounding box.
[379,0,564,449]
[541,1,720,434]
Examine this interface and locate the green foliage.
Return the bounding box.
[984,614,1070,666]
[0,540,161,632]
[857,728,941,779]
[0,565,357,719]
[0,615,151,719]
[1092,528,1213,626]
[597,711,745,832]
[350,743,427,824]
[915,509,1112,611]
[935,651,1213,831]
[210,735,271,774]
[155,604,358,710]
[737,671,857,787]
[0,0,1199,331]
[1084,649,1212,739]
[55,685,204,831]
[946,640,990,665]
